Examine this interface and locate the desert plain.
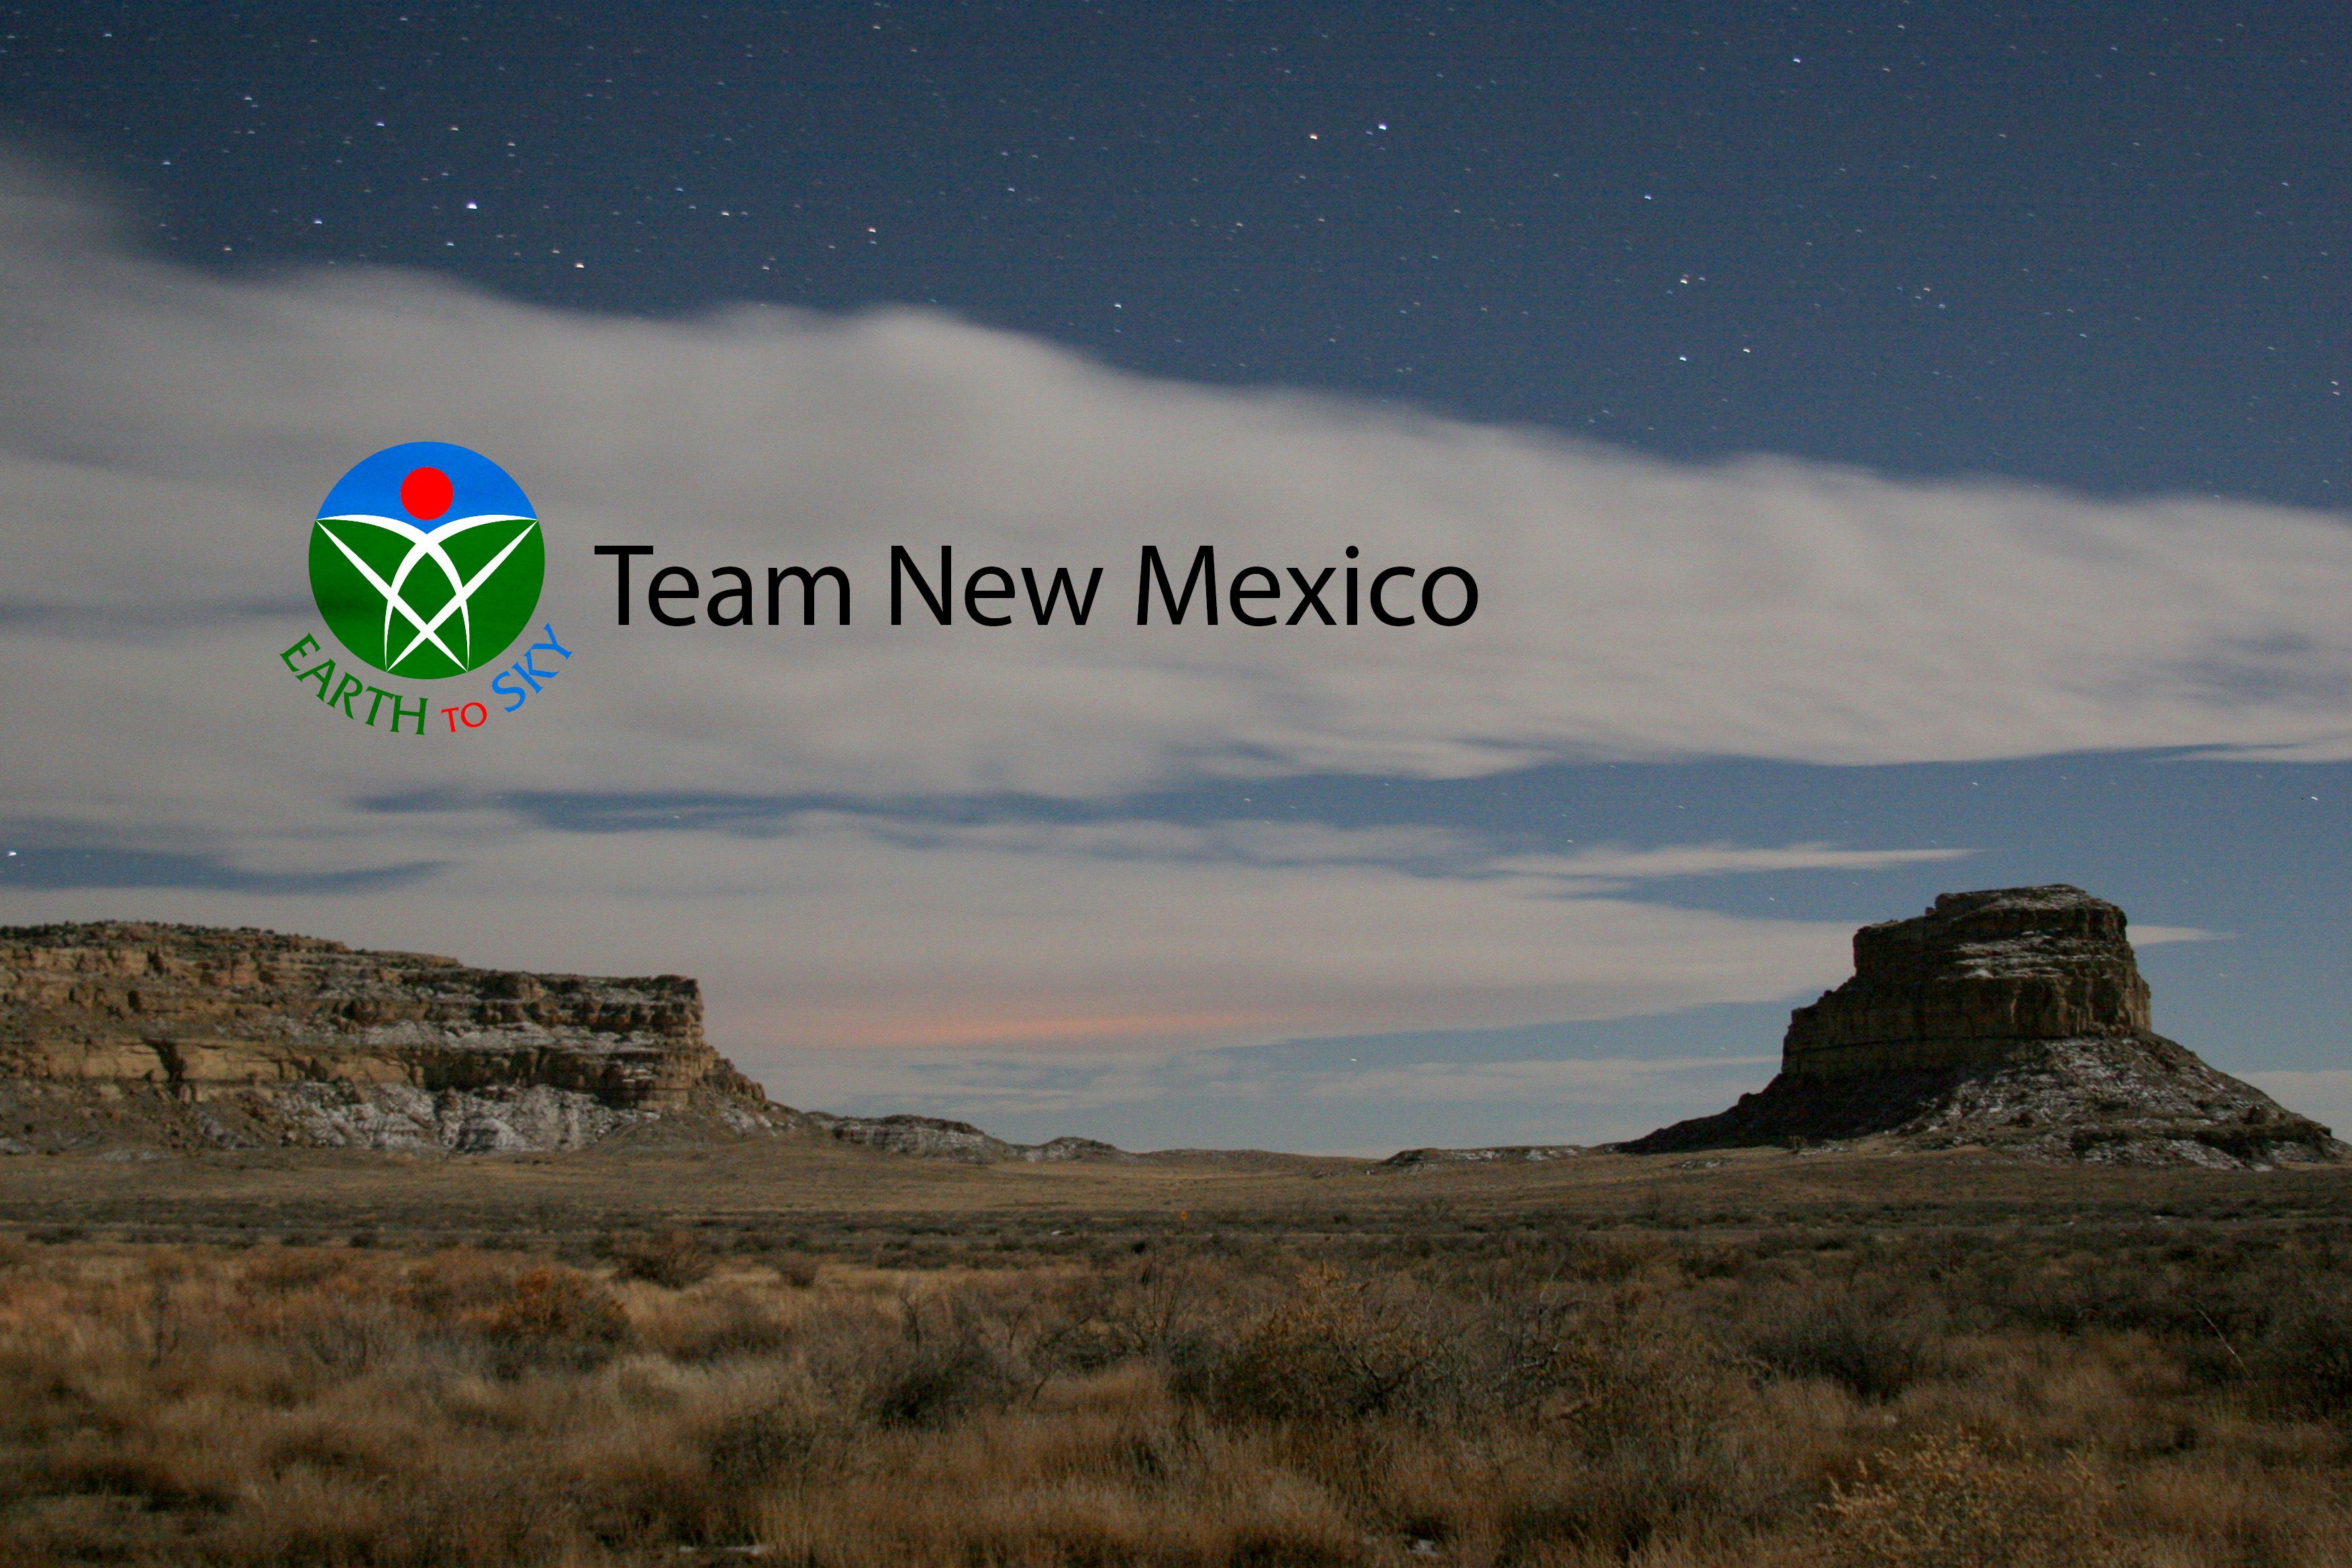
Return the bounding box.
[1,1134,2349,1567]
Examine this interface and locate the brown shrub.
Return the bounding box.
[1821,1436,2112,1568]
[1743,1282,1950,1402]
[466,1265,629,1359]
[252,1272,413,1375]
[1181,1263,1444,1422]
[861,1290,1042,1428]
[1569,1232,1668,1282]
[2253,1286,2352,1418]
[639,1283,793,1361]
[609,1228,716,1288]
[707,1397,846,1492]
[1521,1290,1796,1553]
[394,1251,630,1373]
[402,1248,532,1321]
[239,1246,352,1295]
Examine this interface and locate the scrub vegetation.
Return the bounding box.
[1,1182,2349,1567]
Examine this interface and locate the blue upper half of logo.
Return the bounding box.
[317,442,534,531]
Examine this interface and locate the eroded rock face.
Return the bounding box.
[0,922,775,1152]
[1624,886,2343,1167]
[1784,886,2151,1078]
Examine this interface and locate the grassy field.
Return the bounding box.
[1,1135,2349,1565]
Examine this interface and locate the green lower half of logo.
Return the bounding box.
[309,516,544,679]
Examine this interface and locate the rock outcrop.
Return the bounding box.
[1379,1144,1585,1169]
[1624,887,2343,1167]
[805,1112,1133,1164]
[0,922,779,1153]
[0,920,1150,1162]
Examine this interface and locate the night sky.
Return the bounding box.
[6,4,2352,1150]
[6,3,2345,505]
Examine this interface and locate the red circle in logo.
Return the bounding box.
[399,466,454,522]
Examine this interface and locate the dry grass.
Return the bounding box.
[0,1200,2347,1567]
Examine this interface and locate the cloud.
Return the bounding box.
[1491,841,1971,893]
[1,155,2341,1132]
[7,156,2352,850]
[2128,924,2226,947]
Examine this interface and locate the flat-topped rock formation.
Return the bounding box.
[805,1112,1133,1164]
[0,922,778,1153]
[1781,885,2151,1078]
[0,921,1148,1162]
[1625,886,2343,1168]
[1380,1144,1585,1169]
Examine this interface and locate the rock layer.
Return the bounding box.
[0,922,775,1152]
[1624,886,2342,1167]
[1783,886,2151,1077]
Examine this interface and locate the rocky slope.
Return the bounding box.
[0,922,1144,1161]
[1625,886,2343,1167]
[0,922,779,1153]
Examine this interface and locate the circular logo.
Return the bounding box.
[310,442,544,679]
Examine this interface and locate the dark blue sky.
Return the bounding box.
[4,2,2345,506]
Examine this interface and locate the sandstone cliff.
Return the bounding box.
[0,922,1145,1162]
[0,922,778,1153]
[1626,887,2342,1167]
[1782,886,2151,1077]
